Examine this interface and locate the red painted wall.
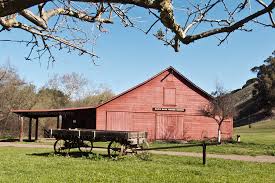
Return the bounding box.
[96,69,233,141]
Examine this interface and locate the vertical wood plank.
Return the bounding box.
[57,116,59,129]
[58,115,62,129]
[19,116,24,142]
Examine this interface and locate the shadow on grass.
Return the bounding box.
[27,151,111,159]
[0,138,36,142]
[0,138,19,142]
[26,151,207,165]
[27,150,157,162]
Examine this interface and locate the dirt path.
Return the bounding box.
[148,150,275,163]
[0,142,52,149]
[1,142,275,163]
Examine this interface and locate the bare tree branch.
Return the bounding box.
[0,0,274,61]
[256,0,275,27]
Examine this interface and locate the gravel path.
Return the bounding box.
[1,142,275,163]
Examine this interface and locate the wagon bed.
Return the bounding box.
[45,128,148,157]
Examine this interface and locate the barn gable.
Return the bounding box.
[96,66,232,141]
[96,66,212,109]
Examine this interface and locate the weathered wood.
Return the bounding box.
[57,115,62,129]
[57,116,59,129]
[19,116,24,142]
[28,117,32,141]
[48,129,147,144]
[35,118,39,141]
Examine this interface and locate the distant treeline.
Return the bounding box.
[0,64,114,138]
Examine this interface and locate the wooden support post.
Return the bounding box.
[19,116,24,142]
[35,118,39,141]
[202,143,207,165]
[57,116,59,129]
[58,115,62,129]
[28,118,32,141]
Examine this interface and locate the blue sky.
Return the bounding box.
[0,15,274,95]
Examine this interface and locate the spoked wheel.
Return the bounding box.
[138,140,150,152]
[54,139,70,154]
[123,143,138,155]
[78,140,93,153]
[108,140,125,158]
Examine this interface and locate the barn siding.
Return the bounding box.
[96,69,233,141]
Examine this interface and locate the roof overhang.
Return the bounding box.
[12,106,95,118]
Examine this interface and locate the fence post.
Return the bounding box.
[202,143,206,165]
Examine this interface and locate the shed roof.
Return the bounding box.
[11,106,95,118]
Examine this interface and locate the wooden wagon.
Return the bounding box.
[45,129,148,158]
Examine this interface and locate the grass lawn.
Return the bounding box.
[0,147,275,183]
[234,119,275,145]
[149,120,275,156]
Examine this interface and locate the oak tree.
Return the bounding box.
[251,51,275,114]
[0,0,274,61]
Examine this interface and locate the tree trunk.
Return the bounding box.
[0,0,49,17]
[217,126,221,143]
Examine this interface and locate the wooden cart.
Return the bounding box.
[45,129,148,158]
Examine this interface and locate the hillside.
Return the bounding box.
[231,81,272,127]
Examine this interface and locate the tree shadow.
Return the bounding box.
[0,138,19,142]
[0,138,36,142]
[27,151,111,159]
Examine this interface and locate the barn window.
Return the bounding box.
[163,88,176,105]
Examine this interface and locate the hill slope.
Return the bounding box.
[232,81,272,127]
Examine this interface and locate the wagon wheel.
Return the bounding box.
[127,145,138,155]
[138,140,150,152]
[54,139,70,154]
[108,140,125,158]
[78,139,93,153]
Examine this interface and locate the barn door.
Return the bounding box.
[132,112,155,140]
[106,111,132,131]
[156,114,185,140]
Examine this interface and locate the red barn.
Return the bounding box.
[13,66,233,141]
[96,66,232,141]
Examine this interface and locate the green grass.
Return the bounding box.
[234,119,275,145]
[0,147,275,183]
[149,120,275,156]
